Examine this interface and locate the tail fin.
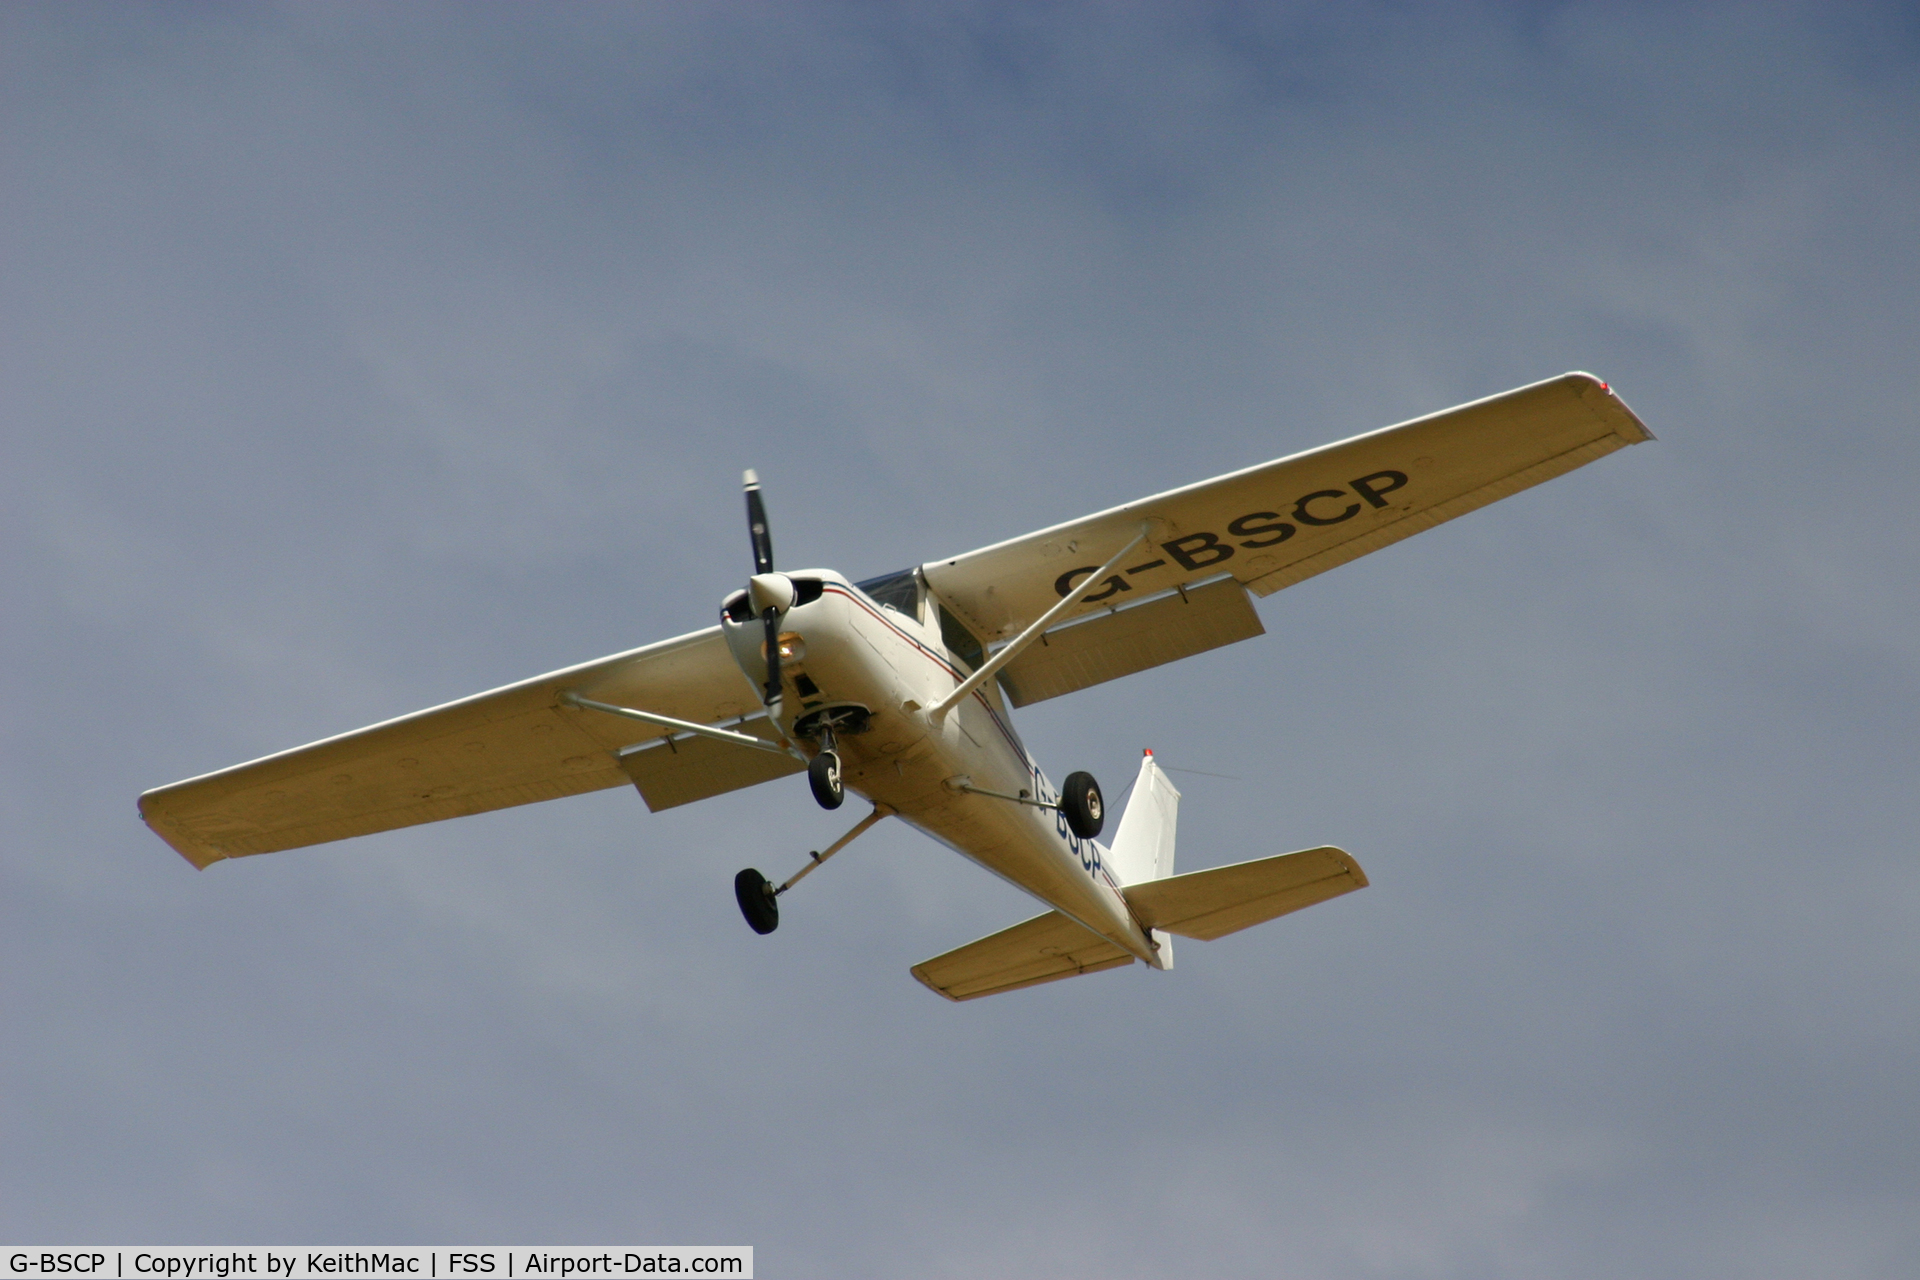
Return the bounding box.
[1106,749,1180,887]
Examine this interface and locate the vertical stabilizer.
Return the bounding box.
[1108,750,1180,886]
[1108,750,1180,970]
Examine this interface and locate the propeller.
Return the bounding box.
[742,470,790,712]
[744,468,774,577]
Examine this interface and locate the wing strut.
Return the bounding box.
[944,776,1060,811]
[559,692,799,757]
[928,523,1148,721]
[774,804,893,896]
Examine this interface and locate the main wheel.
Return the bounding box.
[808,749,845,810]
[734,868,779,934]
[1061,771,1105,840]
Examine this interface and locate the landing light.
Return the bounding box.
[764,632,806,662]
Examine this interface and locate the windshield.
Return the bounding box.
[855,568,921,617]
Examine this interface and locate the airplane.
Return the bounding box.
[139,372,1653,1000]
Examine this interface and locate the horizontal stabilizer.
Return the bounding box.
[1122,846,1366,940]
[912,910,1133,1001]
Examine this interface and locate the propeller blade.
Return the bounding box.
[745,471,782,709]
[743,469,774,576]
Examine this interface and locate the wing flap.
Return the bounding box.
[994,576,1265,708]
[139,626,759,867]
[911,911,1134,1001]
[923,373,1651,641]
[618,716,805,812]
[1122,846,1367,941]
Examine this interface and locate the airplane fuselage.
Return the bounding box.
[719,570,1161,965]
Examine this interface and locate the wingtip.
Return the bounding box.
[910,964,962,1001]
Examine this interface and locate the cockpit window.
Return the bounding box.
[856,568,921,617]
[938,605,985,673]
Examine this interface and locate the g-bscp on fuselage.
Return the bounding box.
[138,373,1652,1000]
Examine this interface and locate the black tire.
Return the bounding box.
[808,749,845,810]
[734,868,779,934]
[1061,771,1104,840]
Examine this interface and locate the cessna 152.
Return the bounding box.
[140,372,1652,1000]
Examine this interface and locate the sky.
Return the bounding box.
[4,3,1917,1276]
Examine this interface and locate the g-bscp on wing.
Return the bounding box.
[140,372,1652,998]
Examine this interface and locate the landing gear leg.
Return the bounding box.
[733,805,892,936]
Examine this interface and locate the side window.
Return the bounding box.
[938,605,985,673]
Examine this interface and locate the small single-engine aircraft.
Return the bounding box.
[141,373,1652,999]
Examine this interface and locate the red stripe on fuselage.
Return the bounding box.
[821,585,1031,768]
[821,584,1122,894]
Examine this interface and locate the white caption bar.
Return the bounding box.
[3,1252,750,1280]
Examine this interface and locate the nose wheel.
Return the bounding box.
[808,748,845,809]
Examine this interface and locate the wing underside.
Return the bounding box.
[140,626,767,867]
[923,373,1652,650]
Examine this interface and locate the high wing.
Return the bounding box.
[922,373,1651,697]
[140,627,770,868]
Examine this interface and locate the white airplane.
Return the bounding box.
[140,373,1652,1000]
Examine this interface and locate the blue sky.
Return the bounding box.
[4,4,1917,1276]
